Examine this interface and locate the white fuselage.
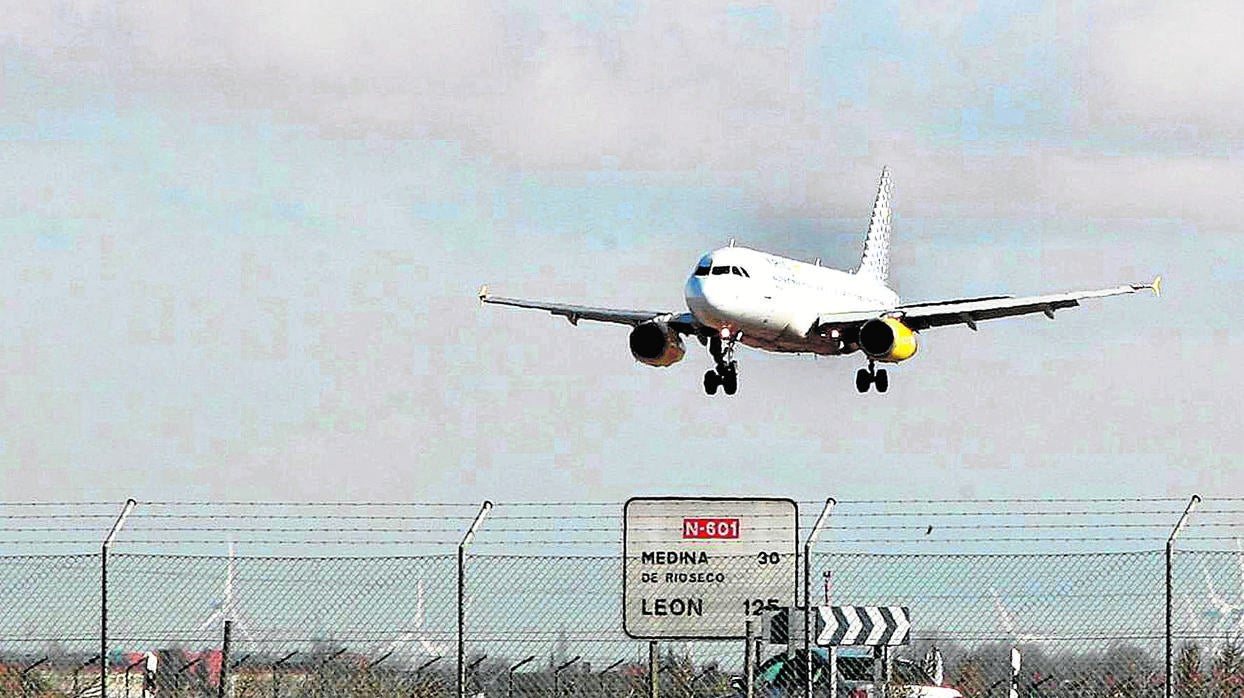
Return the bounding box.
[683,246,900,354]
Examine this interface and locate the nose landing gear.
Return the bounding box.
[703,334,740,396]
[855,360,889,394]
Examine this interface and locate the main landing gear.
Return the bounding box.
[703,334,739,396]
[856,360,889,394]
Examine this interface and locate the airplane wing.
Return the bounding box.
[479,286,701,332]
[812,277,1159,333]
[893,277,1161,331]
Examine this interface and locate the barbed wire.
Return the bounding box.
[1,497,1232,510]
[11,520,1244,533]
[8,510,1244,522]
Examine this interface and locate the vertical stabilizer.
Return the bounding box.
[856,167,892,283]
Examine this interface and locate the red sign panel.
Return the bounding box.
[682,518,740,539]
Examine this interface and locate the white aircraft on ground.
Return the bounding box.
[480,168,1160,395]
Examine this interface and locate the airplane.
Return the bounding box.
[479,167,1160,395]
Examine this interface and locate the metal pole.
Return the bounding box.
[178,657,203,698]
[804,498,835,698]
[598,658,624,698]
[22,657,48,698]
[219,619,232,698]
[102,498,137,698]
[508,655,535,698]
[745,621,755,698]
[465,654,488,697]
[315,648,346,696]
[753,638,762,685]
[649,641,659,698]
[598,659,624,675]
[272,651,297,698]
[554,656,581,698]
[459,501,493,698]
[1167,494,1200,698]
[77,653,102,698]
[124,657,144,698]
[417,656,443,675]
[825,571,836,698]
[368,651,394,670]
[1009,647,1020,698]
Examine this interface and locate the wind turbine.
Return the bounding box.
[195,541,258,642]
[992,590,1054,644]
[1203,539,1244,629]
[378,579,449,659]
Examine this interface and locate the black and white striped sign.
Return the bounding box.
[817,606,911,646]
[765,606,911,646]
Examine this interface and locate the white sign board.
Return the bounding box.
[623,497,798,639]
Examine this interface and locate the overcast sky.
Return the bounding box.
[0,1,1239,504]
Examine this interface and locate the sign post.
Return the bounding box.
[623,497,798,640]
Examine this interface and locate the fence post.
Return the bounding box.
[272,651,297,698]
[825,571,836,698]
[22,657,48,698]
[649,640,658,698]
[124,656,144,698]
[804,498,835,698]
[554,656,581,698]
[1166,495,1200,698]
[507,655,535,698]
[102,498,138,698]
[458,501,493,698]
[219,620,232,698]
[1009,647,1020,698]
[745,621,755,698]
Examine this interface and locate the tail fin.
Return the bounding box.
[856,167,892,283]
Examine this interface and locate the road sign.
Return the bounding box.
[623,497,798,639]
[821,606,910,646]
[766,606,911,646]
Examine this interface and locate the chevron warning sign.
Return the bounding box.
[764,606,911,646]
[817,606,911,646]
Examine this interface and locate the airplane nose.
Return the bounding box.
[684,275,704,299]
[684,276,728,324]
[684,276,706,311]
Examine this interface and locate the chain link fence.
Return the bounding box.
[3,499,1244,698]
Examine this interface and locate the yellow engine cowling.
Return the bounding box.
[628,321,686,367]
[858,317,918,362]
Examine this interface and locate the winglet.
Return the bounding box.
[478,284,490,302]
[1132,275,1162,297]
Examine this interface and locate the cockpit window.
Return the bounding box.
[731,266,750,277]
[694,264,711,276]
[711,266,730,275]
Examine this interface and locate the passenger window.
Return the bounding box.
[695,265,711,276]
[711,266,730,275]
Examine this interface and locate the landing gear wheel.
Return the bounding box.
[703,370,720,395]
[705,332,741,396]
[855,368,871,393]
[875,369,889,393]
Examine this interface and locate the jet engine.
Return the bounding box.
[629,321,686,367]
[858,317,918,362]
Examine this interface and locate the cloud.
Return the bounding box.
[5,2,1238,169]
[1083,0,1244,144]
